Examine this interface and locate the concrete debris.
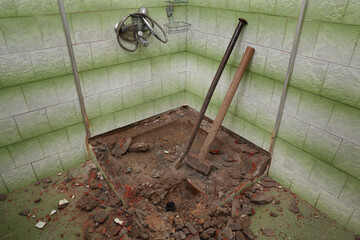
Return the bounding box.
[250,194,273,205]
[200,228,215,239]
[50,210,57,216]
[174,230,187,240]
[186,178,205,194]
[59,199,69,206]
[34,198,41,204]
[273,200,280,204]
[242,227,256,240]
[114,218,124,225]
[185,222,197,235]
[111,137,132,158]
[35,221,46,229]
[262,228,276,237]
[270,212,278,217]
[289,203,300,213]
[19,210,30,216]
[64,171,73,183]
[77,196,98,211]
[229,222,242,231]
[222,226,235,239]
[94,210,108,224]
[0,194,8,201]
[42,178,53,184]
[129,142,150,152]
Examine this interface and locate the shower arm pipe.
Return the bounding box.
[268,0,309,165]
[57,0,91,139]
[175,18,247,169]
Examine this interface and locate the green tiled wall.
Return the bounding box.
[0,1,187,193]
[186,0,360,234]
[0,0,359,234]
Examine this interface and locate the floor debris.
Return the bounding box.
[35,221,46,229]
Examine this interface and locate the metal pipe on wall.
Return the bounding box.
[268,0,309,165]
[57,0,91,139]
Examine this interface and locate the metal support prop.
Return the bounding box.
[268,0,309,166]
[57,0,91,139]
[175,18,247,169]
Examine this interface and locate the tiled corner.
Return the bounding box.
[122,84,144,109]
[249,0,276,14]
[38,129,71,157]
[236,95,258,123]
[197,56,214,82]
[0,117,22,147]
[347,210,360,235]
[313,23,358,65]
[135,102,155,122]
[0,29,8,55]
[107,63,132,90]
[339,176,360,210]
[0,86,28,120]
[90,114,115,136]
[82,68,110,96]
[309,159,347,197]
[14,109,52,140]
[0,17,44,53]
[255,104,277,133]
[32,154,64,180]
[66,123,86,148]
[274,0,301,18]
[59,145,87,170]
[264,49,290,82]
[248,73,274,106]
[321,64,360,108]
[243,121,265,148]
[71,12,102,43]
[53,75,78,103]
[306,0,348,23]
[296,91,335,130]
[326,103,360,146]
[282,19,320,57]
[160,34,178,55]
[99,88,123,115]
[22,79,58,111]
[114,108,136,129]
[0,147,15,174]
[303,126,342,164]
[30,47,67,80]
[268,160,294,189]
[290,174,321,206]
[7,138,44,167]
[291,56,328,94]
[272,138,290,164]
[256,15,286,50]
[0,52,35,88]
[333,140,360,180]
[1,164,37,192]
[131,59,152,84]
[46,101,78,130]
[91,40,118,68]
[171,91,186,109]
[284,145,316,180]
[170,52,186,75]
[315,190,353,226]
[271,83,301,117]
[278,114,309,149]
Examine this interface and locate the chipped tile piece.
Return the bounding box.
[35,221,46,229]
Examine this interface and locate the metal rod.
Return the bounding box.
[175,18,247,169]
[57,0,91,139]
[268,0,309,164]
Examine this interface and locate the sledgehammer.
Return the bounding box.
[184,46,255,175]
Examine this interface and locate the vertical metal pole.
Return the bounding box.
[57,0,91,139]
[268,0,309,160]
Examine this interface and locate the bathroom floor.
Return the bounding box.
[0,107,357,240]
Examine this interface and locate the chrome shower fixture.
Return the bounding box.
[114,7,168,52]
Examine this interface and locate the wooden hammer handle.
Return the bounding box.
[198,46,255,160]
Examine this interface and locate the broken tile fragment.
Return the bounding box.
[35,221,46,229]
